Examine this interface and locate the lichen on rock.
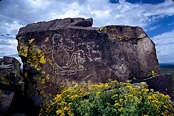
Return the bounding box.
[17,37,28,58]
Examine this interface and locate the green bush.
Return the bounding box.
[40,81,174,116]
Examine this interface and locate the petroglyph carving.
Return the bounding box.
[86,41,101,62]
[41,33,101,77]
[41,34,84,76]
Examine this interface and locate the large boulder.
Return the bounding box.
[16,18,160,106]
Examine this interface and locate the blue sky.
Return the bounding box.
[0,0,174,64]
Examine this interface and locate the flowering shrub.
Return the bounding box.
[40,81,174,116]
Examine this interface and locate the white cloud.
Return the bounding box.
[152,29,174,63]
[148,25,160,31]
[26,0,51,9]
[0,37,18,57]
[0,0,174,34]
[0,21,23,34]
[0,33,22,64]
[143,0,174,17]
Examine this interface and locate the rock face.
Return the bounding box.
[16,18,160,106]
[98,26,160,79]
[0,56,24,115]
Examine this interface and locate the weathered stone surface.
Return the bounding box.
[0,56,25,115]
[0,56,23,90]
[0,90,15,115]
[16,18,160,106]
[18,18,93,35]
[98,26,160,79]
[143,74,174,101]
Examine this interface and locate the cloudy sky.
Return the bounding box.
[0,0,174,64]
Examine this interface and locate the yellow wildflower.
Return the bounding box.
[154,104,159,109]
[39,55,46,64]
[56,110,64,115]
[164,105,168,109]
[114,103,120,107]
[70,94,79,99]
[126,85,134,91]
[60,101,67,106]
[119,98,123,102]
[127,94,133,98]
[135,86,141,89]
[112,94,118,97]
[142,88,149,92]
[68,111,73,116]
[140,82,146,85]
[64,106,70,111]
[28,38,35,44]
[104,83,109,88]
[151,94,157,99]
[54,94,62,101]
[74,84,79,88]
[97,83,104,88]
[147,96,152,100]
[110,80,118,83]
[118,107,124,112]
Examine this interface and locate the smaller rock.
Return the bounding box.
[144,74,173,98]
[70,18,93,27]
[132,74,174,101]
